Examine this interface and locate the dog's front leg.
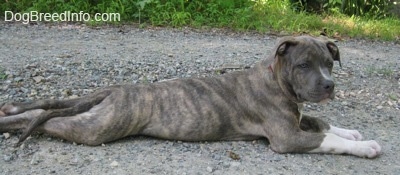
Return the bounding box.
[268,116,381,158]
[300,114,362,140]
[309,133,381,158]
[299,114,381,158]
[326,125,362,141]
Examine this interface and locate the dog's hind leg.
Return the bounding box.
[0,90,112,145]
[0,109,45,132]
[0,90,111,116]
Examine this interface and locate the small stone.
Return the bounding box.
[1,85,9,91]
[20,87,29,93]
[230,161,241,167]
[32,76,44,83]
[338,72,349,77]
[338,91,345,98]
[70,156,80,165]
[377,106,383,110]
[30,154,41,165]
[110,160,119,167]
[206,166,213,173]
[3,133,10,139]
[212,154,221,160]
[3,155,13,162]
[222,162,231,168]
[25,64,37,69]
[9,89,16,95]
[14,77,23,82]
[227,151,240,160]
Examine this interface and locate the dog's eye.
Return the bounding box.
[298,63,309,69]
[327,62,333,68]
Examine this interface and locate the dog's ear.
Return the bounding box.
[326,42,342,68]
[269,37,299,72]
[275,36,299,57]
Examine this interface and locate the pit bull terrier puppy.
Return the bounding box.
[0,36,381,158]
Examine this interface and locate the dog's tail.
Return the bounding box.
[16,90,112,146]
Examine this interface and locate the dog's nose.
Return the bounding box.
[322,80,334,91]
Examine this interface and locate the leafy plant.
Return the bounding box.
[171,11,190,27]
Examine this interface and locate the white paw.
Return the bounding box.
[341,129,362,141]
[352,140,381,158]
[328,125,362,141]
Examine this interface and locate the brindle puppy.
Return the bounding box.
[0,36,381,158]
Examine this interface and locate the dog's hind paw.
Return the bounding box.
[0,103,21,116]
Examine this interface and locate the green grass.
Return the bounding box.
[365,65,395,77]
[1,0,399,40]
[0,66,7,80]
[388,94,398,101]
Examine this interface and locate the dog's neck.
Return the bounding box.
[255,59,304,104]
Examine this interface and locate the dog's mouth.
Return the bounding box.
[307,91,334,103]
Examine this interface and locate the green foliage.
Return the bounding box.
[1,0,399,40]
[326,0,391,19]
[291,0,393,18]
[365,64,395,77]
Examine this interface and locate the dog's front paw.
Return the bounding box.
[341,129,362,141]
[328,125,362,141]
[351,140,381,158]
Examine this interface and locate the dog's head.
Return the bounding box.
[270,36,341,103]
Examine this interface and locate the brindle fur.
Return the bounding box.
[1,36,340,154]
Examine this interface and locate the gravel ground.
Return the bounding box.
[0,22,399,175]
